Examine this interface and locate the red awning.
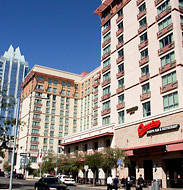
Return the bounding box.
[61,132,114,146]
[94,0,114,16]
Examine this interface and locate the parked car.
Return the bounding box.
[34,177,69,190]
[0,171,4,177]
[15,173,24,179]
[57,175,75,185]
[43,173,55,178]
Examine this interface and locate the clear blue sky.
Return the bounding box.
[0,0,101,74]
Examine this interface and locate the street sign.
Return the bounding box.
[20,157,29,166]
[20,153,30,157]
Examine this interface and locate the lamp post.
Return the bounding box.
[9,98,20,190]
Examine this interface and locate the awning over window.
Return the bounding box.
[94,0,114,16]
[61,132,114,146]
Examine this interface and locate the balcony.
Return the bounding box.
[102,78,111,87]
[138,39,148,50]
[32,117,41,122]
[154,0,164,6]
[160,81,178,94]
[137,0,144,6]
[159,61,176,74]
[102,38,111,48]
[101,14,111,26]
[93,98,98,103]
[116,41,124,50]
[116,14,123,24]
[93,106,98,110]
[33,110,42,114]
[101,93,111,101]
[93,114,98,119]
[158,42,175,56]
[31,141,39,145]
[30,149,38,152]
[93,122,98,126]
[102,64,111,74]
[32,125,40,129]
[93,81,100,88]
[116,102,125,110]
[156,6,171,22]
[93,90,98,95]
[116,56,124,64]
[102,51,111,60]
[37,80,44,84]
[102,26,111,36]
[139,73,150,83]
[139,56,149,66]
[116,86,125,94]
[116,71,124,79]
[116,2,123,10]
[35,88,43,92]
[140,92,151,101]
[137,9,146,20]
[179,6,183,14]
[157,23,173,39]
[138,24,147,34]
[116,28,124,37]
[31,133,40,136]
[34,103,42,107]
[101,108,111,116]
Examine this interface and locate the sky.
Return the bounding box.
[0,0,102,75]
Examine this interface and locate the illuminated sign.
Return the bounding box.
[138,120,161,137]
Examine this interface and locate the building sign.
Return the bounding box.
[133,145,167,155]
[138,120,161,137]
[147,124,180,135]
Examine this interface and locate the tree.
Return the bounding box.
[41,153,56,174]
[3,161,11,171]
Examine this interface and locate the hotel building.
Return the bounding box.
[61,0,183,188]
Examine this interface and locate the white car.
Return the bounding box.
[57,175,75,185]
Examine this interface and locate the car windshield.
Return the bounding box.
[44,178,62,184]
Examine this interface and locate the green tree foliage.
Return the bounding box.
[41,153,56,174]
[3,161,11,171]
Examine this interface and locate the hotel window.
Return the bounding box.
[118,35,123,44]
[67,82,71,88]
[32,129,39,134]
[74,106,77,111]
[50,131,54,137]
[118,49,124,58]
[33,121,40,126]
[103,72,110,81]
[103,32,111,43]
[51,109,55,114]
[66,104,69,110]
[66,97,70,103]
[53,88,57,93]
[139,2,146,13]
[143,101,151,117]
[46,108,50,114]
[158,16,172,31]
[74,99,78,104]
[65,125,69,132]
[85,89,87,95]
[66,90,70,96]
[180,0,183,7]
[74,112,77,118]
[53,95,56,101]
[35,92,42,97]
[142,83,150,94]
[46,101,50,107]
[139,17,147,28]
[118,63,124,73]
[36,85,43,90]
[33,114,40,119]
[141,65,149,76]
[59,125,63,131]
[75,92,78,97]
[51,116,55,122]
[118,78,124,88]
[65,111,69,117]
[102,116,110,125]
[73,120,77,125]
[34,106,41,111]
[47,87,51,93]
[162,71,176,86]
[157,0,170,15]
[88,79,90,86]
[163,92,178,111]
[160,33,173,48]
[60,117,64,123]
[48,147,53,152]
[30,145,38,150]
[88,88,90,93]
[117,8,123,17]
[181,15,183,24]
[52,102,56,107]
[161,51,175,67]
[103,58,110,68]
[62,81,66,87]
[61,96,65,102]
[50,124,54,129]
[35,99,42,104]
[85,81,87,87]
[43,146,47,152]
[60,103,64,109]
[49,139,54,145]
[43,138,48,144]
[103,20,110,30]
[94,102,98,108]
[65,118,69,124]
[59,132,63,137]
[118,94,124,104]
[117,21,123,30]
[60,110,64,116]
[48,78,52,84]
[47,94,51,99]
[118,111,124,124]
[94,93,98,99]
[31,137,39,142]
[37,76,44,81]
[44,130,48,136]
[45,115,49,121]
[45,123,49,129]
[141,48,148,59]
[61,89,65,95]
[140,32,147,43]
[103,101,110,110]
[30,157,37,163]
[94,110,98,115]
[54,80,57,85]
[103,86,110,96]
[75,84,78,90]
[82,83,84,89]
[103,45,111,55]
[64,132,68,136]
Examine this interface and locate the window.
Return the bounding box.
[54,80,58,85]
[44,130,48,136]
[31,137,39,142]
[103,72,110,81]
[140,32,147,43]
[180,0,183,7]
[163,92,179,111]
[62,81,66,87]
[66,104,69,110]
[43,138,48,144]
[103,32,111,43]
[46,108,50,114]
[66,97,70,103]
[51,116,55,122]
[33,121,40,126]
[47,87,51,92]
[30,145,38,150]
[141,65,149,76]
[60,117,64,123]
[118,111,124,124]
[118,63,124,73]
[30,157,37,163]
[75,92,78,97]
[46,101,50,107]
[162,71,176,86]
[61,96,65,102]
[52,102,56,107]
[161,51,175,67]
[160,33,173,48]
[118,94,124,104]
[67,82,71,88]
[59,125,63,131]
[142,83,150,94]
[102,116,110,125]
[103,20,110,30]
[117,21,123,30]
[75,84,78,90]
[67,90,70,96]
[103,86,110,96]
[141,49,148,59]
[50,131,54,137]
[103,101,110,110]
[50,124,54,129]
[74,99,78,104]
[157,0,170,15]
[35,99,42,104]
[59,132,63,137]
[65,111,69,117]
[118,49,124,58]
[103,45,111,55]
[49,139,54,144]
[33,114,40,119]
[37,76,44,81]
[139,17,147,27]
[34,106,41,111]
[143,101,151,117]
[118,35,123,44]
[158,16,172,31]
[53,88,57,93]
[73,120,77,125]
[36,85,43,90]
[32,129,39,134]
[65,125,69,132]
[45,123,49,129]
[103,58,110,68]
[45,115,49,121]
[51,109,55,114]
[74,112,77,118]
[61,89,65,95]
[65,118,69,124]
[43,146,47,152]
[48,78,52,84]
[47,94,51,99]
[139,2,146,13]
[118,9,123,17]
[118,78,124,88]
[35,92,42,97]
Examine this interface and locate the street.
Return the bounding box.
[0,177,106,190]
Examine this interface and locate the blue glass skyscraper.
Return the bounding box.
[0,45,29,135]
